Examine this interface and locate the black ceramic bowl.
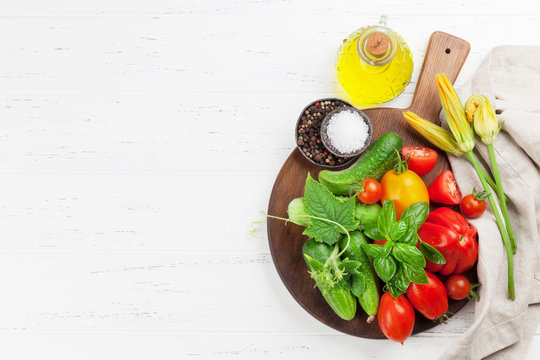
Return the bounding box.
[295,98,359,168]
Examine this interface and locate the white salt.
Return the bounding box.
[326,110,369,153]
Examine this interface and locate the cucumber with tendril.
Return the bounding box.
[318,132,402,196]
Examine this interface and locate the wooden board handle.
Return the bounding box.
[407,32,470,123]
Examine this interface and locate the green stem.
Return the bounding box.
[464,151,515,300]
[476,163,508,203]
[488,144,516,254]
[265,213,351,258]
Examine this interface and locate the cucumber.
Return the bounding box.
[355,202,381,230]
[287,197,310,227]
[339,231,379,322]
[302,239,357,321]
[318,131,403,196]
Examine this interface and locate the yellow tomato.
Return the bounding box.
[380,169,429,219]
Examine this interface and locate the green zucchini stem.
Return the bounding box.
[464,151,515,300]
[487,144,516,253]
[475,159,508,202]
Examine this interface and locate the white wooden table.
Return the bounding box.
[0,1,538,359]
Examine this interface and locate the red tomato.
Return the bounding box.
[460,193,486,219]
[418,207,478,276]
[428,170,462,205]
[373,239,387,246]
[378,292,415,344]
[401,146,438,176]
[445,275,471,300]
[357,178,382,204]
[405,271,448,320]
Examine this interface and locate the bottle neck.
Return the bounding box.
[356,26,398,66]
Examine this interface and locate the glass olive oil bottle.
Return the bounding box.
[336,17,413,106]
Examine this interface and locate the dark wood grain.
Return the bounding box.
[267,32,475,338]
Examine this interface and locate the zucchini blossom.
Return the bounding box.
[403,111,463,156]
[464,95,500,145]
[436,74,475,153]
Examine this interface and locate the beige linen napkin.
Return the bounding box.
[439,46,540,359]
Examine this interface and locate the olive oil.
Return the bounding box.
[336,21,413,107]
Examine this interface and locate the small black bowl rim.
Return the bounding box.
[320,106,373,158]
[295,98,359,169]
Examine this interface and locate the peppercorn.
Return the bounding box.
[296,99,354,166]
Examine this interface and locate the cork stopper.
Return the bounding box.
[366,32,390,57]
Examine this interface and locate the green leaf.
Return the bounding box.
[361,243,384,258]
[400,202,429,230]
[392,243,426,268]
[373,256,397,282]
[364,224,386,240]
[389,220,407,241]
[420,241,446,264]
[381,241,392,258]
[377,200,396,238]
[397,219,418,245]
[387,280,404,299]
[304,255,337,295]
[303,222,339,245]
[303,174,358,244]
[402,263,429,285]
[340,258,362,275]
[387,264,410,295]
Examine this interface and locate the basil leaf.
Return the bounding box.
[396,218,417,244]
[381,241,392,258]
[420,241,446,264]
[392,243,426,268]
[402,263,429,285]
[388,263,411,293]
[373,256,397,282]
[361,243,384,258]
[364,224,386,240]
[389,220,407,241]
[386,281,404,299]
[303,174,358,244]
[377,200,396,238]
[400,202,429,230]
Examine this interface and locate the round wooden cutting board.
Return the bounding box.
[267,32,477,338]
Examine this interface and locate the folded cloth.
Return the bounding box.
[439,46,540,359]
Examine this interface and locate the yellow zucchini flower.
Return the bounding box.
[403,111,463,156]
[436,74,475,153]
[464,95,500,145]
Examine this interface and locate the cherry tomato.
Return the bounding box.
[405,271,448,320]
[373,239,387,246]
[357,178,382,204]
[401,146,438,176]
[460,190,487,219]
[428,170,462,205]
[445,275,471,300]
[378,292,415,344]
[381,169,429,219]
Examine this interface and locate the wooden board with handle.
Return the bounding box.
[267,32,474,338]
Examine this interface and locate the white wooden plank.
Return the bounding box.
[0,15,537,95]
[0,172,274,252]
[0,0,537,16]
[1,331,539,360]
[0,252,475,335]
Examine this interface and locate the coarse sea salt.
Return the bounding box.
[326,109,369,154]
